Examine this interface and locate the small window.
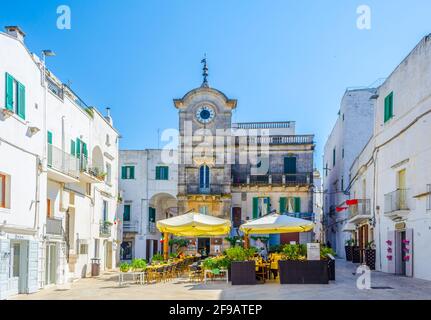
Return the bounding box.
[332,147,336,167]
[102,200,108,222]
[79,244,88,255]
[106,134,110,146]
[0,174,6,208]
[156,166,169,180]
[47,199,52,217]
[121,166,135,179]
[199,205,209,215]
[123,204,131,221]
[106,163,112,184]
[384,92,394,123]
[342,148,345,159]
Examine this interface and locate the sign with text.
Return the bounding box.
[307,243,320,261]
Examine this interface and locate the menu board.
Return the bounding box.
[307,243,321,261]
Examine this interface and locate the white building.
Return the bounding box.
[313,170,324,243]
[323,88,376,257]
[0,26,120,299]
[119,149,178,261]
[348,34,431,280]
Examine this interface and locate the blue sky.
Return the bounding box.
[2,0,431,170]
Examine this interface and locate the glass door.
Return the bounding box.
[45,243,57,285]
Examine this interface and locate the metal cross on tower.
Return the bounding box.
[201,54,209,87]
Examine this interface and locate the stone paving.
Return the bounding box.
[10,260,431,300]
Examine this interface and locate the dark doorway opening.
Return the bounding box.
[197,238,210,257]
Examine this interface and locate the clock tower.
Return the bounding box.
[173,58,237,218]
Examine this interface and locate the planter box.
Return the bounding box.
[278,260,329,284]
[327,258,335,281]
[230,261,256,285]
[365,249,376,270]
[352,246,360,263]
[345,246,353,261]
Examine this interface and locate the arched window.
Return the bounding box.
[199,165,210,191]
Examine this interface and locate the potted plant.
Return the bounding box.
[120,262,131,273]
[225,247,257,285]
[131,258,147,272]
[321,246,336,281]
[351,241,361,263]
[365,241,376,270]
[151,253,164,264]
[345,239,354,261]
[278,244,329,284]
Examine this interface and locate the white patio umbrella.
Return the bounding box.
[240,213,315,235]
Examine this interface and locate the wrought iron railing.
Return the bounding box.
[232,173,312,186]
[99,221,112,237]
[47,144,80,178]
[284,212,314,221]
[46,76,64,99]
[186,184,224,195]
[384,189,409,213]
[79,155,105,180]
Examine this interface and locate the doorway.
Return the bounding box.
[45,242,57,285]
[104,241,113,269]
[197,238,210,257]
[232,207,242,228]
[395,230,407,276]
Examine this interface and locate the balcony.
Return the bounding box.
[123,220,139,233]
[232,173,312,187]
[148,222,157,234]
[79,155,105,183]
[186,184,224,195]
[232,121,294,130]
[47,144,80,183]
[348,199,371,224]
[284,212,315,221]
[46,217,63,237]
[384,189,410,220]
[99,221,112,237]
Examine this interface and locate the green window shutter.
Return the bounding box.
[121,166,127,179]
[279,197,287,214]
[284,157,297,174]
[294,197,301,213]
[389,92,394,119]
[164,167,169,180]
[82,142,88,159]
[149,207,156,223]
[266,197,271,214]
[155,166,160,180]
[129,166,135,179]
[252,197,259,219]
[123,205,131,221]
[76,138,81,157]
[70,140,76,156]
[47,131,53,144]
[17,82,25,119]
[5,73,14,111]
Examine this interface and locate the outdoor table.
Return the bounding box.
[118,271,145,286]
[204,269,229,284]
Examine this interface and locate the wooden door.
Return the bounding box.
[232,207,242,228]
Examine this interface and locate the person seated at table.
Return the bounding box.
[259,246,268,261]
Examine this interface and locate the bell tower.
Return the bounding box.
[173,58,237,218]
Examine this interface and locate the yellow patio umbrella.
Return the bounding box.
[156,211,231,258]
[240,214,314,248]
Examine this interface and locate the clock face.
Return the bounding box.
[195,105,215,124]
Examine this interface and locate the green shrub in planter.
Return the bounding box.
[120,262,131,273]
[131,259,147,271]
[151,253,164,263]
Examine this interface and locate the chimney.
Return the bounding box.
[5,26,26,43]
[105,107,113,125]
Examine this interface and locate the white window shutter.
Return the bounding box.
[26,241,39,294]
[0,239,11,300]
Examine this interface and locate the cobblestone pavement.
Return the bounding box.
[10,260,431,300]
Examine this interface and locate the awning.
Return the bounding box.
[156,211,231,237]
[342,223,356,232]
[240,214,314,235]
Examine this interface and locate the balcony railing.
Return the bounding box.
[236,135,314,145]
[46,217,63,236]
[99,221,112,237]
[79,155,106,181]
[348,199,371,220]
[384,189,409,213]
[186,184,224,195]
[46,76,64,99]
[232,121,294,130]
[148,222,157,234]
[284,212,314,221]
[123,221,139,233]
[47,144,80,178]
[233,173,312,186]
